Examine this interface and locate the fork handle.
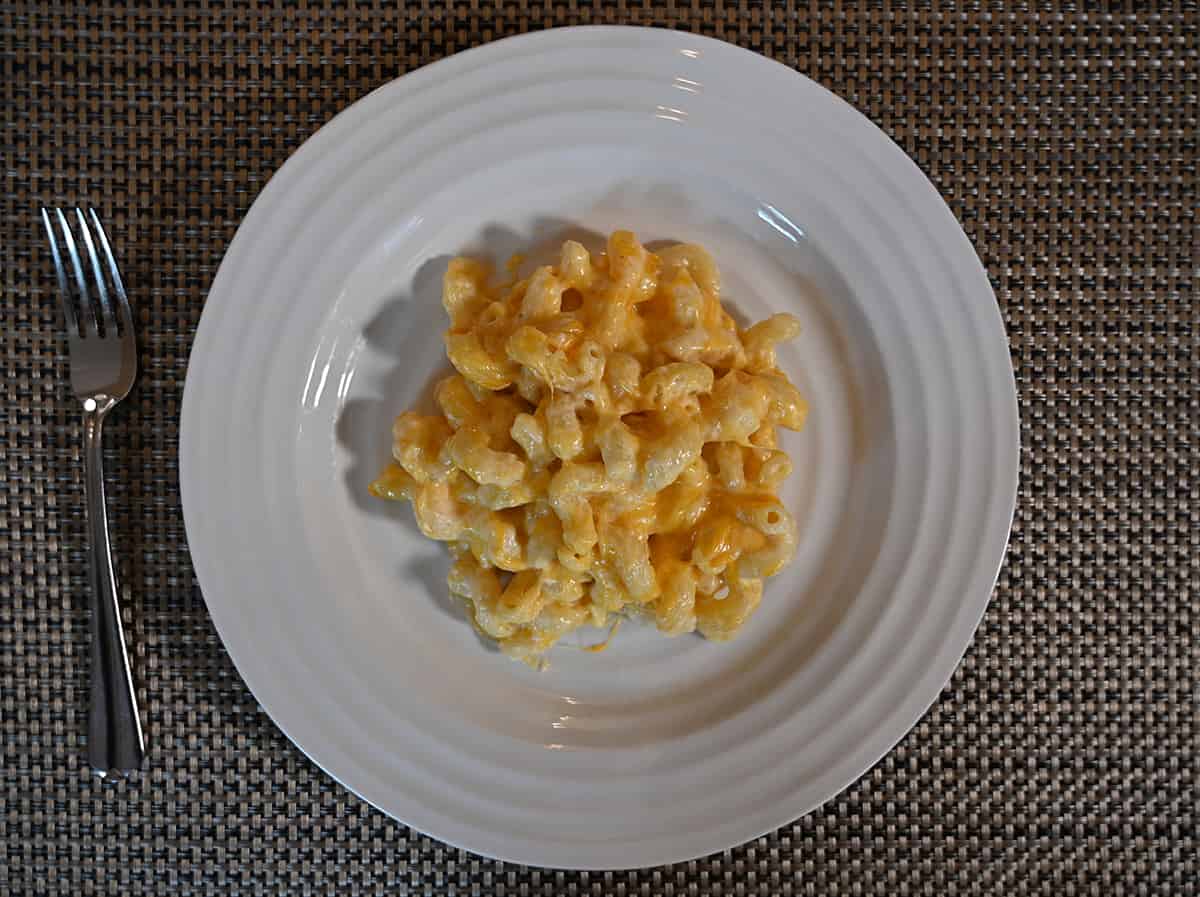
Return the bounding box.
[83,396,145,776]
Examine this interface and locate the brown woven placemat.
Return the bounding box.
[2,3,1196,895]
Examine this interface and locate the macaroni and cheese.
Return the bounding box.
[370,231,807,666]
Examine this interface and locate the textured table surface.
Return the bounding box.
[1,4,1196,895]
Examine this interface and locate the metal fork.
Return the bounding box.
[41,208,145,776]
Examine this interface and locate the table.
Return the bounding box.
[2,4,1195,895]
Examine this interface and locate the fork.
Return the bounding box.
[41,208,145,776]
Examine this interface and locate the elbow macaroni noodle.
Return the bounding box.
[370,231,807,666]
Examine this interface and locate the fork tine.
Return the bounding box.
[75,208,116,334]
[41,208,80,336]
[87,209,132,334]
[54,208,97,333]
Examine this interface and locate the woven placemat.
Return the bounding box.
[2,3,1196,895]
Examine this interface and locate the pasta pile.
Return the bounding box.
[371,231,806,665]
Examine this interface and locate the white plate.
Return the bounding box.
[181,26,1019,869]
